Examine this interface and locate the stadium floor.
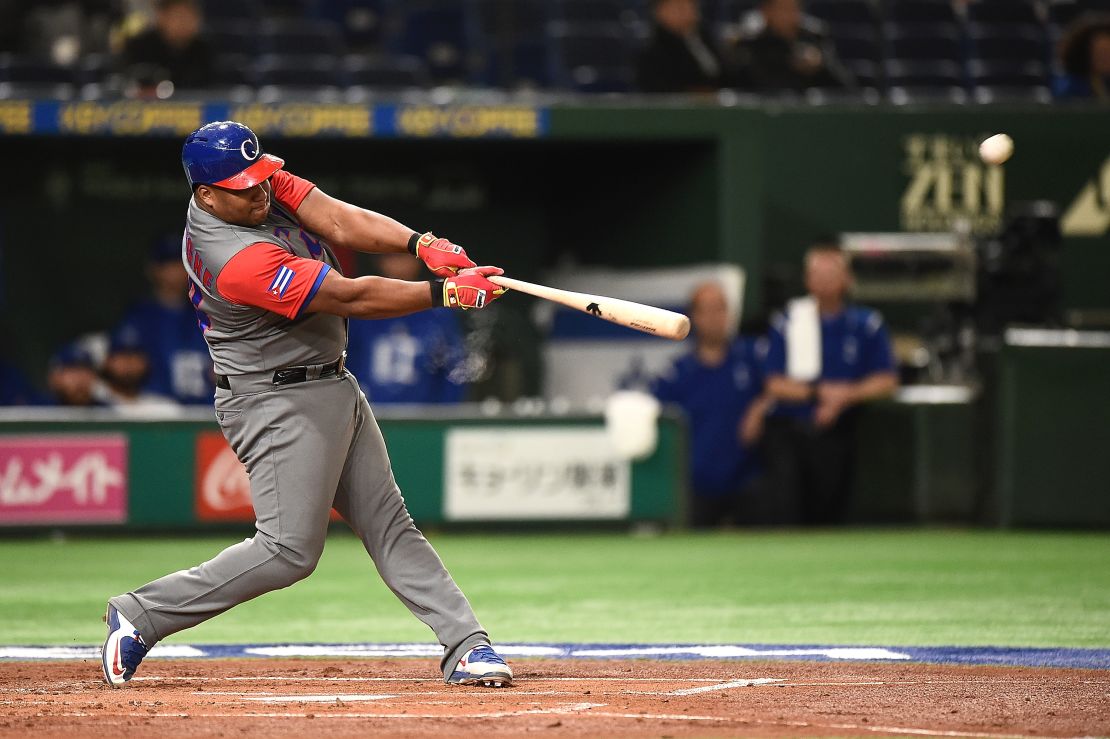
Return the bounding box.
[0,657,1105,738]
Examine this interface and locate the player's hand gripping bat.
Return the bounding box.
[488,276,690,341]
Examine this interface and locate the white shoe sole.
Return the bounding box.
[100,607,129,689]
[450,674,513,688]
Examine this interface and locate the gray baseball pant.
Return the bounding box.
[109,370,489,679]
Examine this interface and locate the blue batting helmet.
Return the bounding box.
[181,121,284,190]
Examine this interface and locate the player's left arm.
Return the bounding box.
[274,171,475,277]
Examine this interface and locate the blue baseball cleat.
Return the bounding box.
[101,604,150,688]
[447,645,514,688]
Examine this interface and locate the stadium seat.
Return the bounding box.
[548,22,634,92]
[1046,0,1081,27]
[211,53,259,86]
[968,24,1047,62]
[319,0,389,51]
[0,54,76,84]
[477,39,552,88]
[888,85,968,104]
[806,0,879,25]
[344,54,431,89]
[201,0,260,23]
[972,85,1052,103]
[475,0,549,41]
[885,59,964,88]
[707,0,760,25]
[886,0,959,24]
[886,22,964,61]
[207,22,263,56]
[830,26,882,62]
[968,59,1048,87]
[256,53,344,87]
[259,19,345,57]
[0,54,83,99]
[965,0,1041,26]
[554,0,628,24]
[263,0,318,20]
[0,81,76,100]
[74,53,112,86]
[392,4,476,82]
[845,59,882,89]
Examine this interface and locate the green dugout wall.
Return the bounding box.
[0,413,687,529]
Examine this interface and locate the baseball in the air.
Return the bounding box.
[979,133,1014,166]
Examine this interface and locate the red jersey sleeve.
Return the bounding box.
[217,242,331,320]
[269,169,317,213]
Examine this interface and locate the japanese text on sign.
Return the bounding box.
[444,427,631,521]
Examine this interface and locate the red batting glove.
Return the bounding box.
[411,232,476,277]
[442,266,506,310]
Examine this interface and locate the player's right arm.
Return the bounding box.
[218,241,505,321]
[308,271,435,319]
[309,268,506,318]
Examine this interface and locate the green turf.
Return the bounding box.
[1,529,1108,648]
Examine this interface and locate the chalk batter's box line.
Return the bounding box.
[3,642,1109,669]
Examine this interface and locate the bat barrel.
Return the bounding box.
[489,275,691,341]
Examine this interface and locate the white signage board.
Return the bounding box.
[444,427,631,521]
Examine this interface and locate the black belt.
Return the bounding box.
[216,356,345,390]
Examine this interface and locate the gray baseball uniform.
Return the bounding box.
[108,170,489,678]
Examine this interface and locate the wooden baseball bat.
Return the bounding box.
[488,275,691,341]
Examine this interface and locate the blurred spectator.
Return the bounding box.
[651,280,773,528]
[99,321,178,411]
[636,0,740,93]
[116,235,214,405]
[119,0,213,92]
[736,0,852,93]
[1056,14,1110,100]
[345,253,467,404]
[15,0,117,65]
[46,341,103,407]
[763,243,897,524]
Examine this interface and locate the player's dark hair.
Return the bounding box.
[806,234,843,260]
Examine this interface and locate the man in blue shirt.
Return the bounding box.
[345,252,467,404]
[764,244,897,524]
[116,235,215,404]
[652,281,772,527]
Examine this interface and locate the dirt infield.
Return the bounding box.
[0,658,1106,738]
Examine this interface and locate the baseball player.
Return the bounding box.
[102,121,513,688]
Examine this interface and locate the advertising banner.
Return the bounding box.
[195,431,252,522]
[0,435,128,525]
[444,427,631,521]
